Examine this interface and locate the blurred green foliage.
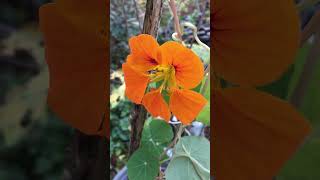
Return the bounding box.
[278,44,320,179]
[0,1,73,180]
[110,100,132,169]
[0,114,72,180]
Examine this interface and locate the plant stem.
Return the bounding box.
[159,124,185,160]
[62,131,108,180]
[128,0,164,157]
[168,0,182,39]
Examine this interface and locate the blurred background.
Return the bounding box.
[0,1,73,179]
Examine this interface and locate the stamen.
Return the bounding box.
[147,65,177,92]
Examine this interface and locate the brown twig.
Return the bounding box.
[62,131,108,180]
[128,0,164,157]
[159,124,185,161]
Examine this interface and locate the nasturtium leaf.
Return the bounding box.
[127,148,159,180]
[141,119,173,156]
[197,79,210,125]
[165,136,210,180]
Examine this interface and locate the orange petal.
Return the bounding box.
[39,2,107,135]
[212,87,311,179]
[126,54,156,73]
[55,0,106,45]
[122,63,149,104]
[159,41,204,89]
[128,34,160,67]
[169,89,207,124]
[142,90,171,121]
[212,0,300,85]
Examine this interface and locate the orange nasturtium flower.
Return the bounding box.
[212,0,311,179]
[122,34,207,124]
[39,0,109,137]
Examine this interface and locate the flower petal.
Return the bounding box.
[128,34,160,67]
[212,0,300,85]
[159,41,204,89]
[212,87,311,179]
[122,63,149,104]
[126,54,156,73]
[142,90,171,121]
[39,2,107,135]
[55,0,106,45]
[169,89,207,124]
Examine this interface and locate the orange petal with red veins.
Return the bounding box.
[142,90,171,121]
[39,2,107,135]
[122,63,149,104]
[212,0,300,86]
[126,54,156,73]
[128,34,160,65]
[169,89,207,124]
[212,87,311,179]
[159,41,204,89]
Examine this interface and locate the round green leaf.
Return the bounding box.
[165,136,210,180]
[127,148,159,180]
[141,119,173,156]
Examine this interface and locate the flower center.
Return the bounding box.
[148,65,176,92]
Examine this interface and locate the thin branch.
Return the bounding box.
[129,0,164,157]
[159,124,185,160]
[168,0,182,39]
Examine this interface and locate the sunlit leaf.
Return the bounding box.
[165,136,210,180]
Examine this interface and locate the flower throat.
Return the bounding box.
[147,65,176,92]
